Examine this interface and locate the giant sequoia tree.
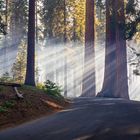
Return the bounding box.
[116,0,129,98]
[25,0,36,86]
[82,0,95,97]
[97,0,129,99]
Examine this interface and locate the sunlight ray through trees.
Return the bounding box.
[0,0,140,100]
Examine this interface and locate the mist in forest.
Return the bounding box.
[0,35,140,100]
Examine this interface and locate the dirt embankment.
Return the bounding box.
[0,85,69,130]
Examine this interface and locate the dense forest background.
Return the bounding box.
[0,0,140,100]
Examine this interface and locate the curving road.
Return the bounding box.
[1,98,140,140]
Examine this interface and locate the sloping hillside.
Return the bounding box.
[0,85,69,130]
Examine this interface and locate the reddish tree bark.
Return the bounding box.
[63,0,68,97]
[82,0,95,97]
[98,0,117,97]
[115,0,129,99]
[25,0,36,86]
[97,0,129,99]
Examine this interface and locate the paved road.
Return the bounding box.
[1,98,140,140]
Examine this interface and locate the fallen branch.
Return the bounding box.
[41,99,63,109]
[14,87,24,99]
[0,82,23,99]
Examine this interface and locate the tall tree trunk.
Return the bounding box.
[97,0,129,99]
[25,0,36,86]
[5,0,8,25]
[35,0,38,44]
[82,0,95,97]
[3,0,8,73]
[97,0,117,97]
[64,0,67,97]
[115,0,129,98]
[73,17,77,97]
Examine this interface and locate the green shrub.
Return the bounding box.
[44,80,63,98]
[36,83,44,90]
[0,101,15,113]
[0,106,7,113]
[3,101,15,108]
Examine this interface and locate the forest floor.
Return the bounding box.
[0,85,69,130]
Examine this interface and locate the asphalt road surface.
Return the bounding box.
[1,97,140,140]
